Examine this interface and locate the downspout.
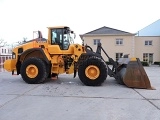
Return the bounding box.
[131,36,135,57]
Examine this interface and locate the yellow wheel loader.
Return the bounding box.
[3,26,153,89]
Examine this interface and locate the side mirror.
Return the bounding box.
[71,31,76,39]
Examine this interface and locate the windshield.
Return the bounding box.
[51,28,75,50]
[63,32,74,50]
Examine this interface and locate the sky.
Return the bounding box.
[0,0,160,44]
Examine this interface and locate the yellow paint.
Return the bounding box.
[3,59,17,72]
[130,57,137,61]
[48,44,74,54]
[42,48,51,61]
[26,65,38,78]
[66,64,74,74]
[73,44,85,62]
[51,64,59,73]
[3,26,87,77]
[58,66,65,74]
[51,55,59,64]
[85,65,100,80]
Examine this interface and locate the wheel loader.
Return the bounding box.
[3,26,153,89]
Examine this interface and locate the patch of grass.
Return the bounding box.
[154,61,160,65]
[141,61,149,66]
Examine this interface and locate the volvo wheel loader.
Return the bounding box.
[3,26,153,89]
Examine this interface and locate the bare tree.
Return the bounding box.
[17,37,27,45]
[0,39,7,46]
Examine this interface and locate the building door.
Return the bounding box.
[143,53,153,64]
[149,53,153,64]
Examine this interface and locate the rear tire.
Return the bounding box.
[78,56,107,86]
[20,57,47,84]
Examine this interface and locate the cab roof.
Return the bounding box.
[48,26,69,29]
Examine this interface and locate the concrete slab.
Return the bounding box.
[0,95,159,120]
[150,100,160,110]
[0,66,160,120]
[26,76,143,99]
[0,95,18,107]
[135,66,160,99]
[0,74,39,95]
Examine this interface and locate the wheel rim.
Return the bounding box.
[26,65,38,78]
[85,65,100,80]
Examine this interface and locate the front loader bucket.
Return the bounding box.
[122,58,154,89]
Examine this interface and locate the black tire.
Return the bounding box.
[20,57,47,84]
[78,56,107,86]
[46,63,51,78]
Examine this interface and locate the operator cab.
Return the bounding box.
[50,26,75,50]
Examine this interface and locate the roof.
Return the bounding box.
[137,19,160,36]
[47,26,69,29]
[83,26,134,35]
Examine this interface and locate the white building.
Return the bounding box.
[0,46,12,70]
[80,19,160,64]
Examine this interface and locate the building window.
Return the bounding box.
[2,49,3,53]
[145,40,152,45]
[116,39,123,45]
[143,53,153,63]
[143,53,148,62]
[93,39,100,45]
[116,53,123,61]
[4,49,6,53]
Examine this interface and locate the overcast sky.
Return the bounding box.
[0,0,160,44]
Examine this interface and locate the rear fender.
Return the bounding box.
[15,48,51,75]
[20,48,51,64]
[3,59,17,72]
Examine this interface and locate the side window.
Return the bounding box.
[63,34,70,50]
[116,38,123,45]
[51,30,57,44]
[51,29,63,44]
[51,28,71,50]
[93,39,100,45]
[145,40,152,46]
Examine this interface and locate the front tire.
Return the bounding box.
[20,57,47,84]
[78,56,107,86]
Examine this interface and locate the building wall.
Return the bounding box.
[0,46,12,55]
[83,35,160,62]
[135,36,160,62]
[83,35,135,61]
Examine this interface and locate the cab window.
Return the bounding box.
[51,28,71,50]
[51,29,63,45]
